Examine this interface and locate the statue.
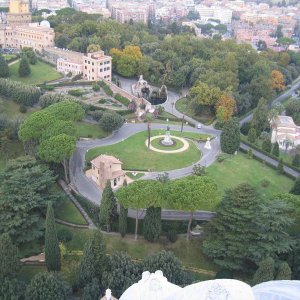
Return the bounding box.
[204,137,211,150]
[161,125,173,146]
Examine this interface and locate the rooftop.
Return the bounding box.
[91,155,123,168]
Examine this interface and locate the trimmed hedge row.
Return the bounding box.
[114,93,130,106]
[0,78,41,106]
[240,137,300,176]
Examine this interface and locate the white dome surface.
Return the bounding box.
[40,20,51,28]
[119,270,182,300]
[252,280,300,300]
[165,279,255,300]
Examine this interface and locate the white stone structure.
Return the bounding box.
[116,270,300,300]
[271,115,300,150]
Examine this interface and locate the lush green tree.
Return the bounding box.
[252,257,275,285]
[276,261,292,280]
[220,118,240,154]
[46,100,84,121]
[203,184,293,271]
[99,111,124,132]
[117,180,162,240]
[0,55,9,78]
[102,252,141,298]
[272,142,280,157]
[79,230,107,286]
[143,251,191,285]
[247,127,257,143]
[292,154,300,167]
[262,139,272,153]
[0,233,20,278]
[18,56,31,77]
[38,133,76,183]
[25,272,71,300]
[83,278,101,300]
[40,120,76,142]
[99,180,117,232]
[164,176,217,239]
[252,98,269,135]
[290,177,300,195]
[0,277,25,300]
[0,156,59,243]
[39,93,72,108]
[22,47,37,65]
[119,204,128,238]
[45,202,61,271]
[143,207,161,242]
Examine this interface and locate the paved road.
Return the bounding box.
[240,77,300,125]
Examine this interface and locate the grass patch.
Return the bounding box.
[9,60,63,85]
[75,121,109,139]
[0,96,39,118]
[125,172,145,180]
[0,140,24,170]
[86,130,202,171]
[55,199,88,225]
[176,98,214,125]
[207,152,293,199]
[18,265,47,283]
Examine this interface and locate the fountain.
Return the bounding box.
[161,125,174,146]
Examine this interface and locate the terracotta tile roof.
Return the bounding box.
[91,155,122,168]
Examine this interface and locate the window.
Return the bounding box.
[113,178,117,186]
[100,69,103,72]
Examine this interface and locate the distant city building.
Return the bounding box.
[0,0,55,50]
[271,116,300,150]
[32,0,69,11]
[195,5,232,24]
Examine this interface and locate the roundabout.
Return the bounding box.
[146,135,190,154]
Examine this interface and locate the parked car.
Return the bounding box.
[197,124,202,129]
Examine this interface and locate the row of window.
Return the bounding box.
[85,60,111,66]
[84,66,110,72]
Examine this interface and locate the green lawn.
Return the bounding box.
[0,96,39,118]
[55,199,88,225]
[176,98,214,125]
[86,130,203,171]
[207,153,294,199]
[75,121,109,139]
[9,60,63,85]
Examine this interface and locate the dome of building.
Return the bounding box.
[165,279,255,300]
[119,270,182,300]
[40,20,50,28]
[252,280,300,300]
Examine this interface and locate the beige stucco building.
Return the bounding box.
[87,155,125,189]
[7,0,31,27]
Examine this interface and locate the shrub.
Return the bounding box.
[114,93,130,106]
[87,110,103,122]
[261,179,270,188]
[71,73,83,81]
[247,148,253,159]
[217,153,231,162]
[92,83,100,92]
[240,122,251,135]
[192,164,206,176]
[57,228,73,243]
[68,89,86,97]
[99,111,124,132]
[98,81,113,96]
[19,105,27,113]
[215,269,233,279]
[166,230,178,243]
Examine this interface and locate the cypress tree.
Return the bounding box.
[79,230,107,286]
[119,204,128,238]
[276,261,292,280]
[277,158,284,174]
[99,180,117,232]
[143,206,161,242]
[272,142,280,157]
[247,128,257,143]
[220,118,240,154]
[0,55,9,78]
[0,233,20,278]
[290,177,300,195]
[18,56,31,77]
[247,148,253,159]
[292,154,300,167]
[119,180,128,237]
[252,257,275,285]
[262,139,272,153]
[45,202,61,271]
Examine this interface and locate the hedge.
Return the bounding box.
[0,78,41,106]
[114,93,130,106]
[240,136,300,178]
[98,80,113,96]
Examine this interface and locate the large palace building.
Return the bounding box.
[0,0,55,50]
